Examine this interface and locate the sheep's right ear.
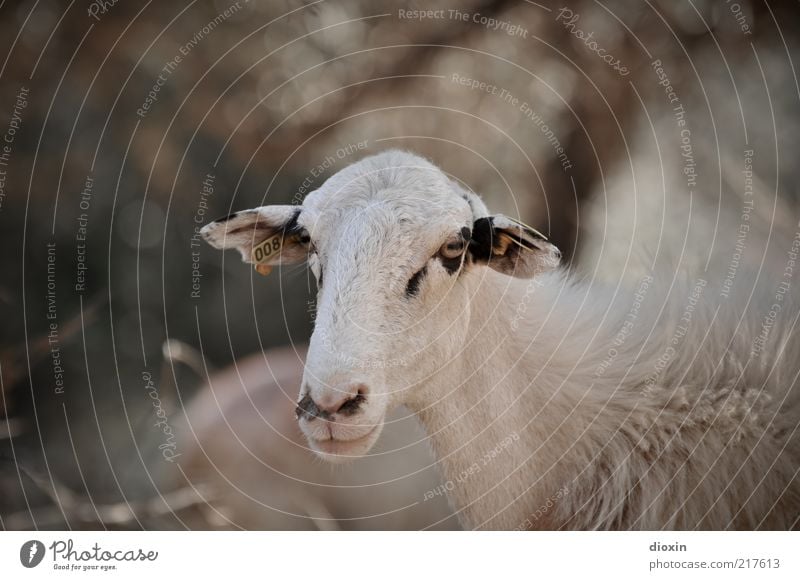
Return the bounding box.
[200,206,309,271]
[469,215,561,278]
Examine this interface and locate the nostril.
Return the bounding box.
[296,384,368,420]
[296,393,325,421]
[335,384,368,416]
[336,394,364,416]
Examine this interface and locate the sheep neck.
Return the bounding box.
[405,271,590,529]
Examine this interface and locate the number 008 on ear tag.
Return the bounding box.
[251,233,283,276]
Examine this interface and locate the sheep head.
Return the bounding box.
[201,150,560,462]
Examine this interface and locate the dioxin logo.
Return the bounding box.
[20,540,46,568]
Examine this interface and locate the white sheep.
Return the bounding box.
[201,150,800,530]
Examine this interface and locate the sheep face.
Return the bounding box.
[201,150,560,462]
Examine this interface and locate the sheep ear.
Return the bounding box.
[200,206,309,269]
[469,215,561,278]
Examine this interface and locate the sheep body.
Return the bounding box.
[411,265,800,529]
[202,149,800,530]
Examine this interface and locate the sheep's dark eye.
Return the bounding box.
[440,239,466,259]
[438,242,466,275]
[436,229,471,275]
[405,266,427,297]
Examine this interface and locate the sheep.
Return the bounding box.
[201,149,800,530]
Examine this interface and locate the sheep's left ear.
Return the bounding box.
[200,206,310,273]
[469,215,561,278]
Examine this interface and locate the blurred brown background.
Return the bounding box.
[1,0,798,529]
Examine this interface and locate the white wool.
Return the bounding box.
[202,150,800,530]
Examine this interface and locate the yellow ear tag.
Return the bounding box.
[251,233,283,276]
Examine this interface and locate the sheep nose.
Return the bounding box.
[295,383,367,421]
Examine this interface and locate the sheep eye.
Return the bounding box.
[439,239,466,260]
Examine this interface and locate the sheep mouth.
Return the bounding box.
[306,422,383,462]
